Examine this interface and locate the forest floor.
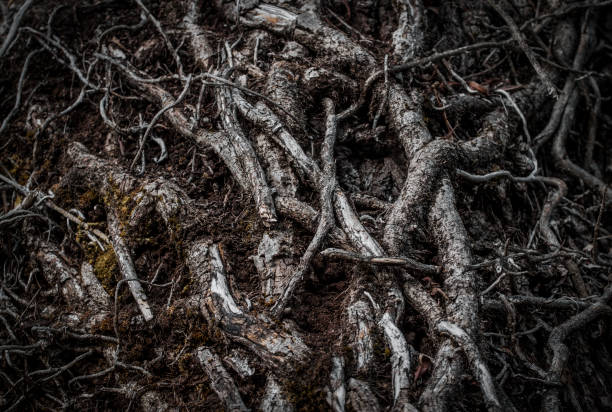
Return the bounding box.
[1,1,612,411]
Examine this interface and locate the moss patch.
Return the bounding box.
[90,247,118,295]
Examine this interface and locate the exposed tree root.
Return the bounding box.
[1,0,611,410]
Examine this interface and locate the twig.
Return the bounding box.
[480,272,508,297]
[31,57,99,144]
[38,86,92,136]
[533,14,594,151]
[372,55,389,129]
[99,93,145,135]
[215,71,277,224]
[482,295,590,313]
[338,38,513,120]
[97,51,315,138]
[69,366,115,385]
[321,248,440,275]
[130,74,192,170]
[584,77,601,175]
[107,208,154,322]
[456,169,566,247]
[31,326,119,344]
[326,7,371,43]
[134,0,184,78]
[271,98,338,316]
[521,0,612,30]
[94,51,181,83]
[444,60,479,94]
[0,49,41,136]
[0,173,110,244]
[38,350,94,383]
[46,4,67,37]
[543,301,612,411]
[97,12,147,46]
[495,89,531,143]
[591,186,606,259]
[25,27,100,91]
[486,0,557,97]
[0,0,33,58]
[203,73,314,137]
[438,321,501,410]
[551,88,612,205]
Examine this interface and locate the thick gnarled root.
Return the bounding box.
[1,0,610,410]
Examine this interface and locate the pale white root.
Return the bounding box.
[347,299,375,372]
[183,0,213,69]
[391,0,425,62]
[224,349,255,378]
[347,378,382,412]
[197,347,249,411]
[421,179,513,412]
[387,85,432,161]
[239,3,376,69]
[215,78,278,225]
[140,390,179,412]
[327,356,346,412]
[107,208,154,322]
[261,375,294,412]
[80,262,111,309]
[271,97,337,316]
[232,90,320,187]
[380,312,413,405]
[187,240,310,370]
[254,132,299,198]
[252,231,297,304]
[437,321,501,411]
[31,240,85,304]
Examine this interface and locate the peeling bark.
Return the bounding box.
[197,347,249,412]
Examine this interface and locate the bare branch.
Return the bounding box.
[107,208,154,322]
[320,248,440,275]
[0,0,33,58]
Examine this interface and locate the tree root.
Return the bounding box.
[1,1,610,410]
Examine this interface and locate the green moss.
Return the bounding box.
[91,315,114,334]
[91,247,118,294]
[7,154,32,186]
[103,176,138,224]
[189,328,210,346]
[167,215,184,255]
[78,189,99,209]
[178,353,192,374]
